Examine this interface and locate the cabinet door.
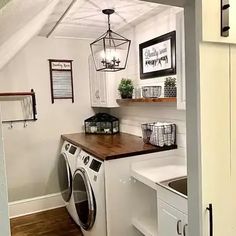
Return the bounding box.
[158,199,187,236]
[201,0,236,44]
[89,56,100,106]
[199,43,231,236]
[98,71,107,106]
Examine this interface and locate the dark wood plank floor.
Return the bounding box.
[10,207,83,236]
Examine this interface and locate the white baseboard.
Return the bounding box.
[8,193,65,219]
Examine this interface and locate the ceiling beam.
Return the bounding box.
[46,0,77,38]
[141,0,186,7]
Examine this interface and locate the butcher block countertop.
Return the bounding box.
[62,132,177,161]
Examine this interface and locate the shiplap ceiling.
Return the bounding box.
[39,0,166,39]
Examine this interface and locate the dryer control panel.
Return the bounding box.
[62,141,80,157]
[90,159,102,172]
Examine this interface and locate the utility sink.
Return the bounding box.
[160,177,187,198]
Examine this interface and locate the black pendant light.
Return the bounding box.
[90,9,131,72]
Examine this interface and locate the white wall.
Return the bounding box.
[111,8,186,151]
[0,36,94,202]
[0,107,10,234]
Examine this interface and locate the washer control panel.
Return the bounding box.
[79,150,102,173]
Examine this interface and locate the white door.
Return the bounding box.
[199,43,231,236]
[158,199,187,236]
[0,106,10,235]
[230,45,236,234]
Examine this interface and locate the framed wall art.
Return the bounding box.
[49,59,74,104]
[139,31,176,79]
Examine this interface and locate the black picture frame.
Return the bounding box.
[48,59,74,104]
[139,31,176,79]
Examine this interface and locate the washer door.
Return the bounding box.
[58,153,72,202]
[73,168,96,230]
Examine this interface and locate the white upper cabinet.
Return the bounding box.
[201,0,236,44]
[88,56,120,108]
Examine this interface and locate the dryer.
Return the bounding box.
[73,150,107,236]
[58,141,81,224]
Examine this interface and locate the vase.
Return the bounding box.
[121,93,133,99]
[164,87,177,97]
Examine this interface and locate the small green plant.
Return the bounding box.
[164,77,176,87]
[118,78,134,99]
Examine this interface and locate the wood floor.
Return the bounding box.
[10,207,83,236]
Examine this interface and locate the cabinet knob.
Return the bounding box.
[223,26,230,32]
[95,90,100,99]
[183,224,188,236]
[177,220,182,235]
[222,4,230,10]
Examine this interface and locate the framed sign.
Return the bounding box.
[139,31,176,79]
[49,59,74,103]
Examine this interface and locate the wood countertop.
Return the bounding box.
[61,132,177,161]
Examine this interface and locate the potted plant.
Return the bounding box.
[164,77,177,97]
[118,78,134,99]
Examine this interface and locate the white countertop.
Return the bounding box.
[131,155,187,190]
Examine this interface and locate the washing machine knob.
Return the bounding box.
[65,143,70,151]
[84,156,90,165]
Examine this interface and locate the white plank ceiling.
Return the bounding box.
[39,0,166,39]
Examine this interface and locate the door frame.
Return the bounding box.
[142,1,201,236]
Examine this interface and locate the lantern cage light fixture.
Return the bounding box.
[90,9,131,72]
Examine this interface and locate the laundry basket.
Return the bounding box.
[142,86,162,98]
[141,122,176,147]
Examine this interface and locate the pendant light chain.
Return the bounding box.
[108,14,111,31]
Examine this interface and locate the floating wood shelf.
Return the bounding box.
[116,97,177,104]
[0,91,35,101]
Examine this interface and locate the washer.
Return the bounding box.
[58,141,81,225]
[73,150,107,236]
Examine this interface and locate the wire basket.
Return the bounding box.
[141,122,176,147]
[142,86,162,98]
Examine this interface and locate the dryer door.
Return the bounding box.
[58,153,72,202]
[73,168,96,230]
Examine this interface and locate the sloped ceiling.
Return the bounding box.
[0,0,59,69]
[40,0,166,39]
[0,0,12,10]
